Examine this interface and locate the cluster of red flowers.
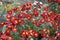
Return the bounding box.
[48,0,60,3]
[0,32,13,40]
[20,30,38,37]
[0,1,60,40]
[41,11,60,29]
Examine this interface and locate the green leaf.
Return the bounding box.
[17,24,25,32]
[25,20,34,29]
[2,25,6,33]
[10,31,20,40]
[40,23,47,28]
[49,28,55,37]
[58,27,60,30]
